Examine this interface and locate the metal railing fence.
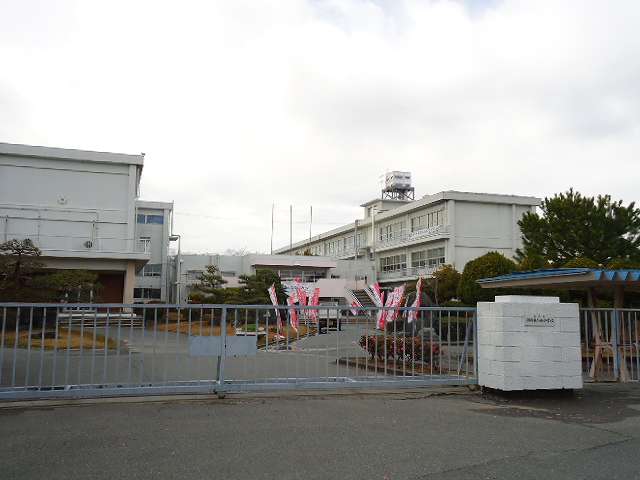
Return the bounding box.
[580,308,640,382]
[0,303,477,400]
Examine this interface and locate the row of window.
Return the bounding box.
[133,287,161,299]
[411,247,446,268]
[379,221,405,242]
[303,234,363,256]
[410,210,444,232]
[379,247,446,272]
[380,254,407,272]
[186,270,237,281]
[137,213,164,225]
[278,270,326,282]
[300,209,445,255]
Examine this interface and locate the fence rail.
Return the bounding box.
[580,308,640,382]
[0,303,477,400]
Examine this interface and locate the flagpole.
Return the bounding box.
[270,203,274,255]
[309,206,312,245]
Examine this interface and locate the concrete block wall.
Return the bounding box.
[477,296,583,391]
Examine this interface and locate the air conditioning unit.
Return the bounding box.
[84,240,93,249]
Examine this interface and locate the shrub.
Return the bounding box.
[358,335,439,363]
[457,251,517,305]
[605,258,640,269]
[425,265,461,304]
[563,257,600,268]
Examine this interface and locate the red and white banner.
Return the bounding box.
[408,278,423,323]
[378,290,394,329]
[309,288,320,323]
[350,300,362,316]
[389,285,405,323]
[370,283,383,306]
[267,283,283,331]
[287,296,299,332]
[295,279,308,307]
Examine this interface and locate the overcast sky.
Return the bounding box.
[1,0,639,253]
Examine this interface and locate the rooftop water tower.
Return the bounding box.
[382,171,414,201]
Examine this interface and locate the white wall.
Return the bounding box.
[0,153,141,256]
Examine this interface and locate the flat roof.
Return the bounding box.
[0,142,145,166]
[360,198,411,208]
[136,199,174,210]
[478,268,640,291]
[249,254,337,269]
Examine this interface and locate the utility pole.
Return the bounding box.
[289,205,293,251]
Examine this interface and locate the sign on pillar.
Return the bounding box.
[477,296,583,391]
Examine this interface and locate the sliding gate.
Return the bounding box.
[0,303,477,400]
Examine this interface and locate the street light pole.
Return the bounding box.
[371,208,377,282]
[169,234,181,303]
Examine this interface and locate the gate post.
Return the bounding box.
[215,307,227,396]
[612,309,620,381]
[472,310,478,381]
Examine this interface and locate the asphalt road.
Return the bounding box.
[1,383,640,479]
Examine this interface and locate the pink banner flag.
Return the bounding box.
[267,283,283,330]
[378,291,393,329]
[370,283,383,306]
[296,282,308,307]
[408,277,423,324]
[389,285,405,323]
[350,300,362,316]
[287,296,299,332]
[309,288,320,323]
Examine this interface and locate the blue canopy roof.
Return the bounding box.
[478,268,640,285]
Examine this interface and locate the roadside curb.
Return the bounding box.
[0,385,477,409]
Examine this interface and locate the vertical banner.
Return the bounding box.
[309,288,320,323]
[389,285,405,323]
[267,283,283,331]
[378,291,393,330]
[370,283,386,330]
[408,278,423,324]
[287,296,299,332]
[350,300,362,316]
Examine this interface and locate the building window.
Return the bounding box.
[278,270,325,282]
[379,221,405,243]
[139,236,151,253]
[379,254,407,272]
[133,288,161,299]
[221,271,236,277]
[137,214,164,225]
[411,250,427,268]
[139,263,162,277]
[187,270,203,281]
[427,247,445,267]
[411,209,445,232]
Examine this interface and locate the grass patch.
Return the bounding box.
[2,328,118,351]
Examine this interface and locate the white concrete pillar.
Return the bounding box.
[477,296,582,391]
[123,261,136,304]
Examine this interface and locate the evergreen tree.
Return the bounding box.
[518,189,640,266]
[189,265,227,303]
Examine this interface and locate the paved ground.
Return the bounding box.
[1,324,467,389]
[1,383,640,479]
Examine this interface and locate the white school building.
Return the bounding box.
[274,175,540,284]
